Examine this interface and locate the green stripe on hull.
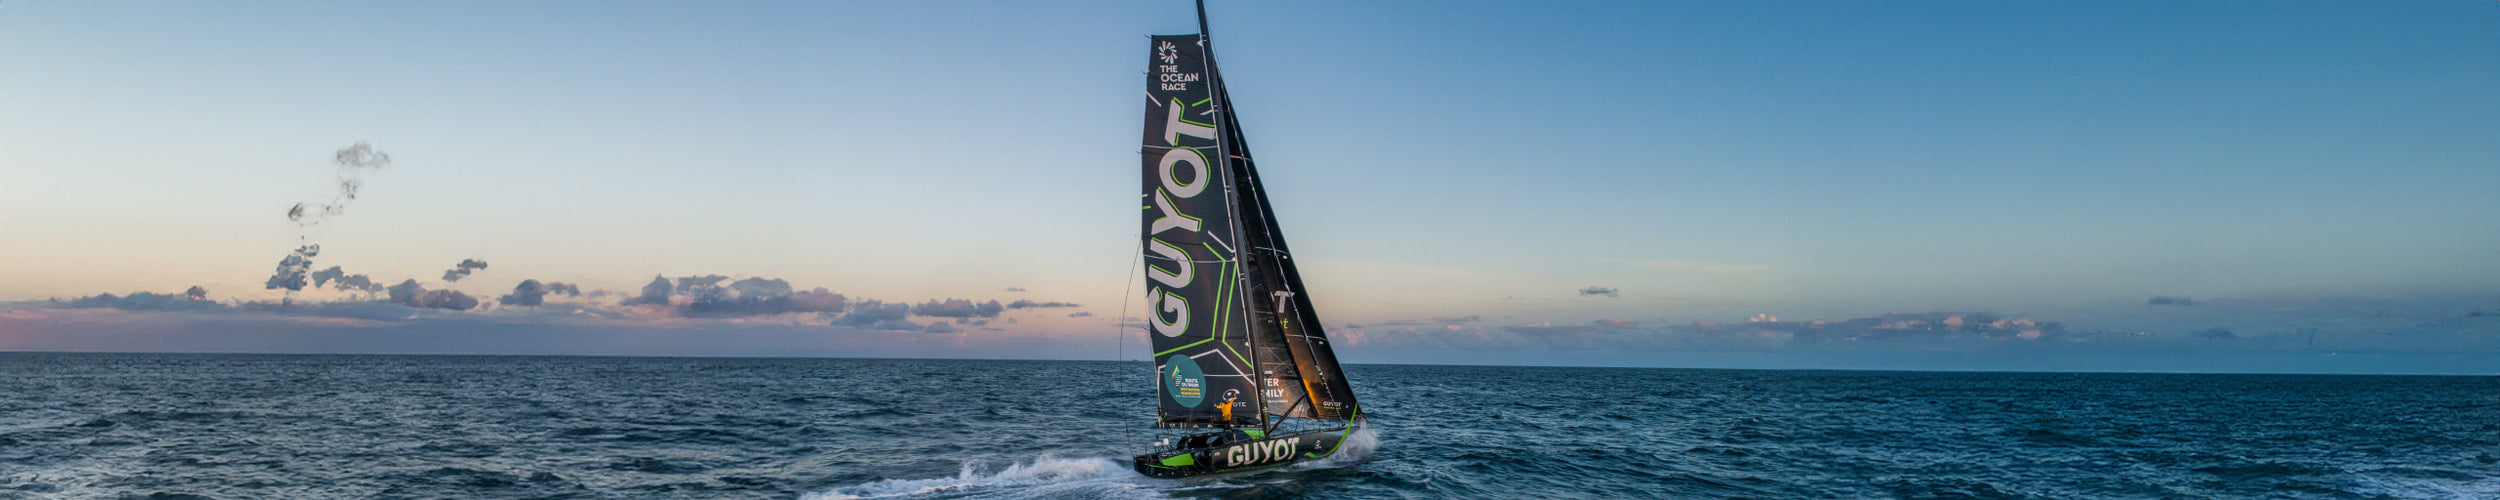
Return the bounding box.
[1161,453,1196,467]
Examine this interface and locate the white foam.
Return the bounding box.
[1294,425,1381,470]
[800,456,1167,500]
[803,428,1382,500]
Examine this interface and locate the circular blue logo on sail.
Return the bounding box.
[1163,355,1205,408]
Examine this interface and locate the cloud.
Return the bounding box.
[285,141,392,228]
[311,266,345,289]
[500,279,551,307]
[57,290,224,312]
[1578,287,1619,298]
[386,279,478,310]
[268,143,391,297]
[441,259,489,282]
[419,290,479,310]
[728,277,792,298]
[676,275,730,289]
[911,298,1003,318]
[834,300,922,331]
[334,275,380,293]
[1004,287,1027,292]
[1618,260,1770,275]
[388,279,424,305]
[1067,311,1093,318]
[1006,300,1079,309]
[311,266,384,294]
[2149,296,2199,306]
[685,286,845,318]
[263,245,320,292]
[924,322,961,334]
[621,276,673,306]
[614,274,846,318]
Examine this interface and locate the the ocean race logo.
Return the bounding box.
[1164,355,1205,407]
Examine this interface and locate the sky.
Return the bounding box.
[2,1,2495,373]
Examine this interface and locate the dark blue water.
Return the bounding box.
[1,353,2494,499]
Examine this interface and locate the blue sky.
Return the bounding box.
[2,1,2494,372]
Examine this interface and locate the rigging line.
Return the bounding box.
[1119,239,1142,360]
[1118,235,1142,442]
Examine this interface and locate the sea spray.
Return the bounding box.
[1296,425,1382,470]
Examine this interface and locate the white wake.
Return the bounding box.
[802,428,1381,499]
[803,427,1379,500]
[800,456,1164,500]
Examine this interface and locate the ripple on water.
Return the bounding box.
[0,354,2490,499]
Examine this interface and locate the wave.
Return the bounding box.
[800,456,1165,500]
[804,428,1381,500]
[2350,473,2500,500]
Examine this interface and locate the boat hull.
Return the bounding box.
[1131,426,1351,479]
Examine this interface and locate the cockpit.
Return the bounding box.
[1173,428,1268,450]
[1175,432,1228,449]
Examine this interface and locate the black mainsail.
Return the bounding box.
[1139,22,1357,431]
[1140,32,1258,429]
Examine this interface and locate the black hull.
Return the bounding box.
[1132,424,1356,479]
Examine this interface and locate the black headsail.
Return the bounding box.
[1143,33,1261,429]
[1219,78,1361,421]
[1142,17,1359,429]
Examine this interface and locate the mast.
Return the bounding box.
[1196,0,1212,46]
[1197,0,1270,431]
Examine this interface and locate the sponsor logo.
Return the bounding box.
[1145,38,1217,339]
[1163,355,1205,407]
[1153,40,1200,91]
[1224,436,1303,468]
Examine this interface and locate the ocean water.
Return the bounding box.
[1,353,2494,499]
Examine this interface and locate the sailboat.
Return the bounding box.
[1129,2,1367,479]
